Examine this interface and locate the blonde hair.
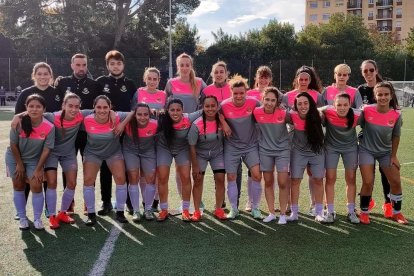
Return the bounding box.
[334,64,351,74]
[210,61,228,79]
[31,62,54,86]
[254,66,272,88]
[176,53,198,97]
[143,67,161,82]
[229,74,249,90]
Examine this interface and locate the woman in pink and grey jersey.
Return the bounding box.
[188,95,227,221]
[253,87,290,224]
[6,94,55,230]
[122,103,157,222]
[82,95,132,226]
[131,67,166,212]
[358,82,408,225]
[282,65,324,216]
[322,64,363,108]
[320,93,361,224]
[203,61,231,104]
[156,99,202,222]
[220,75,262,220]
[287,92,325,223]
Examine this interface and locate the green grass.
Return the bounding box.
[1,109,414,275]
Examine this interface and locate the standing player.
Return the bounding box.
[254,87,290,224]
[358,60,392,218]
[320,93,361,224]
[96,50,136,215]
[359,82,407,225]
[188,96,227,221]
[220,75,262,219]
[287,92,325,223]
[6,94,55,230]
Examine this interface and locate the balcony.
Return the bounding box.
[368,15,374,20]
[396,14,402,18]
[347,1,362,9]
[396,0,402,5]
[396,26,401,31]
[376,13,393,19]
[377,25,392,32]
[376,0,393,7]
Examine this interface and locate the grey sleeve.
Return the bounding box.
[164,80,172,97]
[44,126,55,149]
[10,128,19,144]
[131,92,138,110]
[321,88,328,105]
[187,124,199,145]
[353,91,363,109]
[43,113,55,123]
[188,110,203,122]
[392,114,402,137]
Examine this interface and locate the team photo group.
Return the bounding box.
[5,50,408,231]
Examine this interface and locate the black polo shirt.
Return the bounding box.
[96,75,136,111]
[15,85,63,114]
[55,75,101,109]
[357,84,375,104]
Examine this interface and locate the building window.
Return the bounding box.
[368,0,374,4]
[396,21,402,31]
[310,14,318,21]
[368,11,374,20]
[323,1,331,8]
[323,13,331,20]
[310,1,318,8]
[396,8,402,18]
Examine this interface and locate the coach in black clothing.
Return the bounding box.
[96,50,137,215]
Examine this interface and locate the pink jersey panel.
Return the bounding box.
[173,114,192,130]
[286,89,319,107]
[53,112,84,129]
[254,106,287,124]
[203,84,231,102]
[289,111,306,131]
[363,105,400,128]
[19,119,54,139]
[170,78,202,95]
[125,119,158,138]
[194,117,221,135]
[247,89,262,101]
[326,86,357,104]
[221,97,257,119]
[325,106,360,128]
[84,114,120,134]
[137,88,166,106]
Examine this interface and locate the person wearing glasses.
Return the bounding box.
[322,64,363,108]
[357,60,393,219]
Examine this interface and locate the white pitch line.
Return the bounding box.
[88,226,121,276]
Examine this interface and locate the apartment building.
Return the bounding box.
[305,0,414,42]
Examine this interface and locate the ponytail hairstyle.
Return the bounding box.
[176,53,199,98]
[334,93,354,129]
[294,92,324,154]
[361,60,383,83]
[60,92,81,138]
[93,95,112,123]
[254,66,272,89]
[263,86,281,111]
[293,65,323,93]
[374,81,399,110]
[158,98,184,147]
[22,94,46,138]
[130,103,151,145]
[201,95,220,140]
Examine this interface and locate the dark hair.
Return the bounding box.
[294,92,324,154]
[71,53,87,63]
[374,81,399,110]
[93,95,112,123]
[22,94,46,138]
[130,103,151,144]
[361,60,383,83]
[60,92,81,138]
[158,98,184,146]
[334,93,354,129]
[105,50,125,65]
[293,65,323,93]
[202,95,220,140]
[263,86,281,109]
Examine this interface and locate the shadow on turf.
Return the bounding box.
[19,209,413,274]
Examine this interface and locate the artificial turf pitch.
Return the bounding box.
[0,108,413,275]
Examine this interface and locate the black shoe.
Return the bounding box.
[97,202,113,216]
[116,211,128,223]
[151,200,159,212]
[85,213,97,226]
[221,201,226,209]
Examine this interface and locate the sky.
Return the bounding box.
[187,0,305,46]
